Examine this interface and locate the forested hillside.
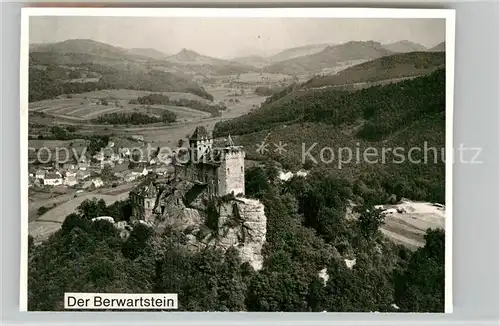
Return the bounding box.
[29,64,213,102]
[214,69,446,204]
[29,40,215,102]
[304,52,445,88]
[214,69,445,139]
[28,169,445,312]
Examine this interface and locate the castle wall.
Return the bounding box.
[190,138,213,162]
[144,197,156,223]
[130,190,157,222]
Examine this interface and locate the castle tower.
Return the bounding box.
[217,137,245,196]
[143,180,158,222]
[189,126,213,163]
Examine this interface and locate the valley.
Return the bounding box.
[28,38,447,245]
[27,29,448,313]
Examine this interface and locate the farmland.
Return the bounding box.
[28,185,134,244]
[28,89,212,123]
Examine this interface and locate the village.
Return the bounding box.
[28,137,174,192]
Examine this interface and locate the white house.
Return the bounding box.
[120,148,131,157]
[62,163,77,171]
[35,169,46,180]
[123,172,138,182]
[63,171,78,186]
[92,216,115,223]
[91,178,104,188]
[76,170,91,181]
[44,172,63,186]
[64,178,78,187]
[78,162,89,170]
[93,152,105,161]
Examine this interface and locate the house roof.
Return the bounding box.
[189,126,210,141]
[45,173,62,180]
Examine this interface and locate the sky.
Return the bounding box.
[29,17,446,58]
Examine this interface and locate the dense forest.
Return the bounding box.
[214,69,445,139]
[304,51,445,88]
[129,94,225,117]
[28,167,445,312]
[91,111,176,125]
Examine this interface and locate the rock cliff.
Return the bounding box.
[155,181,267,270]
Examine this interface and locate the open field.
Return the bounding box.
[28,183,138,243]
[28,183,138,221]
[124,88,268,147]
[28,89,212,122]
[69,89,210,103]
[29,191,130,244]
[48,87,270,148]
[377,200,446,250]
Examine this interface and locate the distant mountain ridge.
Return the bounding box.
[428,42,446,52]
[162,48,259,75]
[268,43,335,62]
[264,41,393,75]
[128,48,169,59]
[30,39,150,61]
[383,40,428,53]
[232,55,271,68]
[28,39,214,102]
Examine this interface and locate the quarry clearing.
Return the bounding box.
[376,200,446,249]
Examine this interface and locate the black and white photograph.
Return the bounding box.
[22,8,454,313]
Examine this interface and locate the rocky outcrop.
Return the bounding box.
[214,198,267,270]
[156,181,267,270]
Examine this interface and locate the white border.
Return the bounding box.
[19,7,455,313]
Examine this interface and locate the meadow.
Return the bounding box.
[28,89,211,122]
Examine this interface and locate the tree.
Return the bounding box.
[245,166,270,198]
[357,207,385,238]
[122,223,154,260]
[37,206,49,216]
[77,198,108,220]
[394,228,445,312]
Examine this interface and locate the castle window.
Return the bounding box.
[241,167,243,172]
[146,201,150,208]
[227,168,230,174]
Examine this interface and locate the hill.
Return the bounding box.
[127,47,168,59]
[304,51,445,88]
[264,41,393,76]
[214,69,446,203]
[28,39,214,102]
[232,55,271,68]
[163,49,258,75]
[428,42,446,52]
[383,40,427,53]
[268,43,334,62]
[30,39,146,61]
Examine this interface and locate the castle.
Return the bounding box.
[130,126,246,222]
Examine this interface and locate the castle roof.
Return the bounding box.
[189,126,210,141]
[226,134,234,147]
[133,180,158,198]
